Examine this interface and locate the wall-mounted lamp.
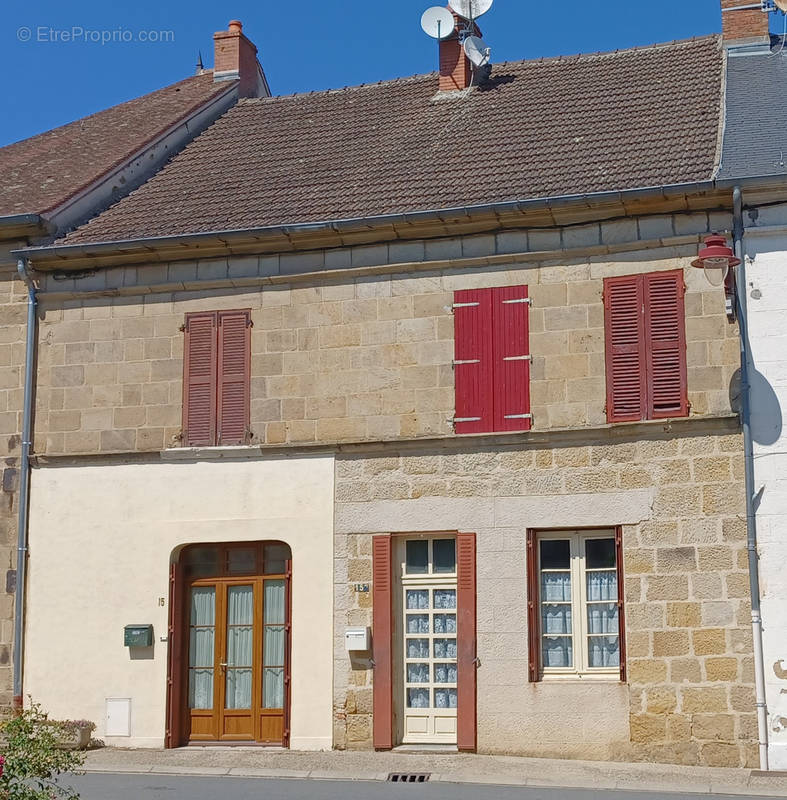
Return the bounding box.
[691,234,741,288]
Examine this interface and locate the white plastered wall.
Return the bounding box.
[24,454,334,749]
[744,219,787,770]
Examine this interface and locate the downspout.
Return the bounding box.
[13,258,36,709]
[732,186,769,771]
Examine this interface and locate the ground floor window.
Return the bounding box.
[167,541,291,747]
[527,528,626,682]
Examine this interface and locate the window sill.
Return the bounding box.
[161,445,264,461]
[538,672,623,683]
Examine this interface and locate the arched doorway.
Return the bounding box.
[166,542,292,747]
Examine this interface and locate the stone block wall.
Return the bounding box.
[0,267,29,709]
[33,242,738,455]
[332,423,756,767]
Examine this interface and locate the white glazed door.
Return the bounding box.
[398,537,458,745]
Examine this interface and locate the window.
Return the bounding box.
[453,286,531,434]
[603,270,688,423]
[526,529,626,681]
[182,310,251,447]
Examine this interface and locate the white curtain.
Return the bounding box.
[434,688,457,709]
[434,589,456,609]
[589,636,620,667]
[188,588,215,710]
[263,580,286,709]
[407,639,429,659]
[433,614,456,634]
[542,636,573,668]
[433,639,457,659]
[225,586,253,710]
[587,570,617,601]
[542,572,571,601]
[407,663,429,683]
[542,604,572,635]
[434,663,457,683]
[406,615,430,634]
[406,590,429,610]
[407,688,429,708]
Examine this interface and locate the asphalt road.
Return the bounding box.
[59,773,784,800]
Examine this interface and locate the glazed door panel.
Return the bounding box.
[185,576,288,744]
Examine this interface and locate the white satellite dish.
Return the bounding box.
[448,0,494,20]
[463,35,491,67]
[775,0,787,12]
[421,7,456,39]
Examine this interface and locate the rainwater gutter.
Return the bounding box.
[13,258,36,709]
[732,185,769,771]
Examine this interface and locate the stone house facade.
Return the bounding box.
[3,0,780,770]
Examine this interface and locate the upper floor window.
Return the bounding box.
[182,310,251,447]
[452,286,532,435]
[603,270,688,424]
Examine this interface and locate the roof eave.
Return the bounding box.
[15,179,727,270]
[0,214,48,240]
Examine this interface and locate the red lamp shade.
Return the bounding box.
[691,235,741,271]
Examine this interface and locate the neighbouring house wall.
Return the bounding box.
[33,226,738,455]
[24,455,335,749]
[742,212,787,769]
[333,424,756,767]
[0,250,31,710]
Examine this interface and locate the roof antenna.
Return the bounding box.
[195,50,205,75]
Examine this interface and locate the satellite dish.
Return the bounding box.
[463,35,491,67]
[448,0,494,20]
[421,7,456,39]
[776,0,787,12]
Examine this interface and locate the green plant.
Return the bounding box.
[0,702,84,800]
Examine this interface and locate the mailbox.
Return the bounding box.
[344,627,370,652]
[124,625,154,648]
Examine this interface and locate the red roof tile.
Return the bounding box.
[61,35,723,246]
[0,72,233,218]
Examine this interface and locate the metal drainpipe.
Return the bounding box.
[13,258,36,710]
[732,186,769,771]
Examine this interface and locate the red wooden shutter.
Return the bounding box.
[456,532,477,752]
[604,276,646,423]
[372,535,393,750]
[183,312,218,446]
[615,528,627,683]
[526,531,540,683]
[217,310,251,445]
[165,558,184,748]
[644,270,688,419]
[492,286,531,432]
[453,289,494,434]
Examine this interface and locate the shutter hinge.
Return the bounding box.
[453,417,482,424]
[504,413,533,420]
[179,323,186,332]
[452,302,480,310]
[502,355,532,362]
[452,359,481,366]
[502,297,532,305]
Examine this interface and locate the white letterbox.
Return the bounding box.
[345,626,370,652]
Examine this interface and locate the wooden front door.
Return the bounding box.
[180,543,291,746]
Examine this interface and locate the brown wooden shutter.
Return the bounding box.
[165,558,184,748]
[183,312,218,446]
[217,309,251,445]
[604,276,646,423]
[644,270,688,419]
[615,528,627,683]
[372,535,393,750]
[283,559,293,748]
[453,289,494,434]
[456,532,477,752]
[526,530,540,683]
[492,286,531,432]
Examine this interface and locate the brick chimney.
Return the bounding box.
[439,12,480,92]
[213,20,265,98]
[721,0,770,46]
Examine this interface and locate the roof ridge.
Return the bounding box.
[239,34,721,106]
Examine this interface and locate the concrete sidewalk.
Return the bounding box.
[81,747,787,796]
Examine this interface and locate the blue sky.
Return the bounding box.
[0,0,762,147]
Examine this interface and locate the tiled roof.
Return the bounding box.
[0,72,232,218]
[62,35,724,246]
[717,38,787,181]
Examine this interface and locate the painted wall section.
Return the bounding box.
[24,455,334,749]
[743,214,787,770]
